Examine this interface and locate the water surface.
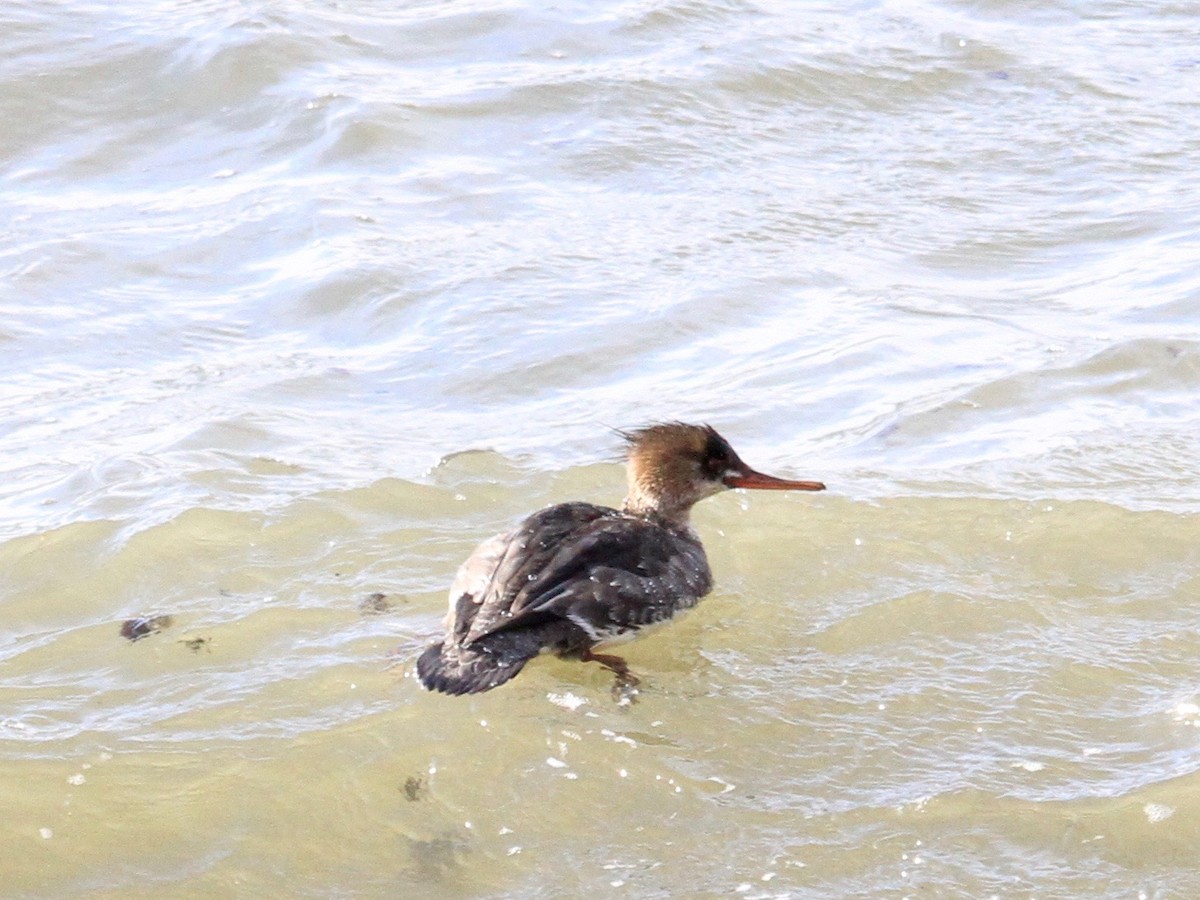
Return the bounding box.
[3,0,1200,896]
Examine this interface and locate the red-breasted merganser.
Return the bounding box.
[417,422,825,695]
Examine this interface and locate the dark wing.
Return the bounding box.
[446,503,615,645]
[461,504,713,648]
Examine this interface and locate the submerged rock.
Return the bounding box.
[119,615,174,642]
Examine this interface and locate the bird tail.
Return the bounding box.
[416,640,534,695]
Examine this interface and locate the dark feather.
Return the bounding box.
[466,503,711,645]
[417,501,713,695]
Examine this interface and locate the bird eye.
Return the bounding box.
[700,448,729,479]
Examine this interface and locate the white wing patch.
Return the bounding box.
[446,529,512,625]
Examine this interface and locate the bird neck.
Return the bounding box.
[621,487,692,528]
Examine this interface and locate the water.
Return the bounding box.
[3,0,1200,895]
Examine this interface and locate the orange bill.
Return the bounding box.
[724,469,826,491]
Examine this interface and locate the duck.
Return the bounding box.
[417,422,825,695]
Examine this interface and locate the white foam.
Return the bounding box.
[548,692,588,711]
[1144,803,1174,823]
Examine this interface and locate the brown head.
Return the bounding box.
[620,422,825,523]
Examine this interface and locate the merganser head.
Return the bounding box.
[620,422,825,522]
